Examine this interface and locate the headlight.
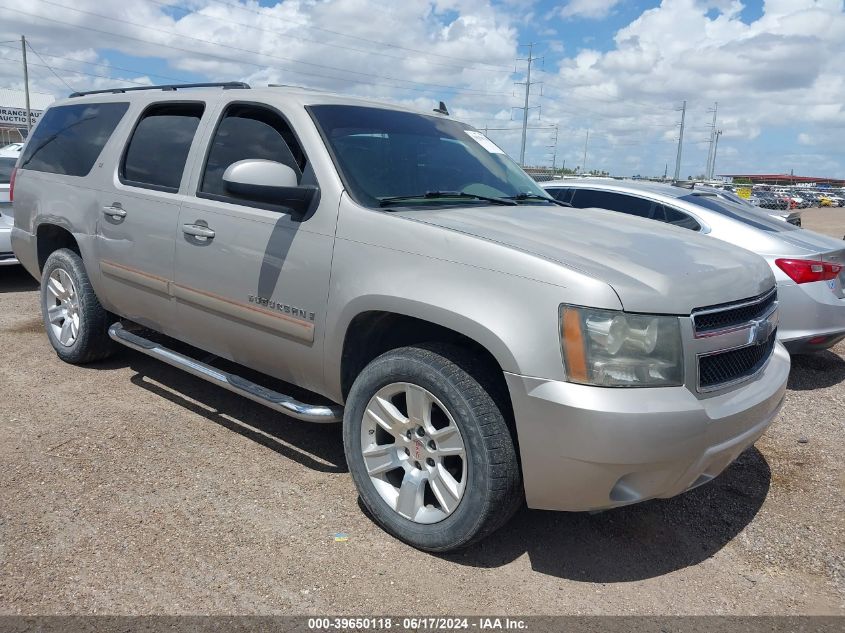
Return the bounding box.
[560,305,684,387]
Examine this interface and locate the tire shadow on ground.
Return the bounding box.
[86,348,349,475]
[440,446,770,582]
[80,337,770,581]
[788,350,845,390]
[0,266,38,293]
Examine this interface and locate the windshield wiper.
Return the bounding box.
[378,191,517,207]
[503,192,571,207]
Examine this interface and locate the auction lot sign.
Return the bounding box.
[0,106,42,127]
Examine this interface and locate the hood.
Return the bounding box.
[398,204,774,314]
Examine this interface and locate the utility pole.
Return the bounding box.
[582,129,589,174]
[514,43,542,167]
[711,129,722,179]
[673,100,686,182]
[21,35,31,133]
[705,102,718,180]
[547,124,558,171]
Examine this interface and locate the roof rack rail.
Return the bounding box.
[69,82,250,98]
[267,83,321,91]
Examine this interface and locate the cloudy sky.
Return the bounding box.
[0,0,843,178]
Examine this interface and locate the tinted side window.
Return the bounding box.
[121,103,204,192]
[200,104,306,198]
[659,204,701,231]
[681,193,789,232]
[548,187,575,204]
[571,189,653,218]
[20,102,129,177]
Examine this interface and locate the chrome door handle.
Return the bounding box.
[182,224,216,239]
[103,205,126,219]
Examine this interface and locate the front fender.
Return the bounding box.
[321,237,622,403]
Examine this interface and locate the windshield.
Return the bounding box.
[682,194,798,232]
[0,157,16,183]
[309,104,551,208]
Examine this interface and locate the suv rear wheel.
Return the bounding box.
[40,248,115,364]
[343,343,523,551]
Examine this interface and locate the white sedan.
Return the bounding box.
[0,143,21,266]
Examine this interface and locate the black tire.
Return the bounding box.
[343,343,523,552]
[40,248,116,364]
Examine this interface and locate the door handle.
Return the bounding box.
[103,204,126,219]
[182,223,216,239]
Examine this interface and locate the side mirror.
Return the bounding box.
[222,159,318,218]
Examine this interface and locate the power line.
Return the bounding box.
[0,5,499,97]
[25,40,77,93]
[537,73,677,111]
[147,0,505,76]
[203,0,514,72]
[18,0,510,97]
[0,43,190,83]
[0,51,153,87]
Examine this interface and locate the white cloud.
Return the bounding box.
[1,0,844,176]
[558,0,623,20]
[541,0,845,175]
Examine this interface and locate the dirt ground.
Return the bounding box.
[0,207,843,615]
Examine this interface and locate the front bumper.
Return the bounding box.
[507,343,789,512]
[777,280,845,353]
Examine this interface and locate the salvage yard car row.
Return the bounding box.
[4,82,844,552]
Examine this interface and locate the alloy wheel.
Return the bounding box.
[360,382,467,524]
[45,268,81,347]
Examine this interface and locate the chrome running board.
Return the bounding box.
[108,322,343,423]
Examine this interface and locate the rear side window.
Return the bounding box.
[121,102,205,192]
[657,204,701,231]
[570,189,653,218]
[547,187,575,204]
[681,193,795,232]
[19,102,129,177]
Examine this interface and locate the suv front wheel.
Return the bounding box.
[343,344,523,551]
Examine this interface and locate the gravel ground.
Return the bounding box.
[0,208,843,615]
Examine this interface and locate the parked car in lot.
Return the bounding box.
[0,143,22,266]
[544,179,845,353]
[12,84,789,551]
[755,191,789,211]
[818,192,844,207]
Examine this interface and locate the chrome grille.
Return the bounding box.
[693,288,777,335]
[698,331,777,389]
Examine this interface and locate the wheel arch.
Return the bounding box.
[332,301,517,420]
[35,222,81,272]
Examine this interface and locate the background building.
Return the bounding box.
[0,88,54,144]
[720,173,845,187]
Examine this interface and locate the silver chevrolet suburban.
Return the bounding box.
[11,83,789,552]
